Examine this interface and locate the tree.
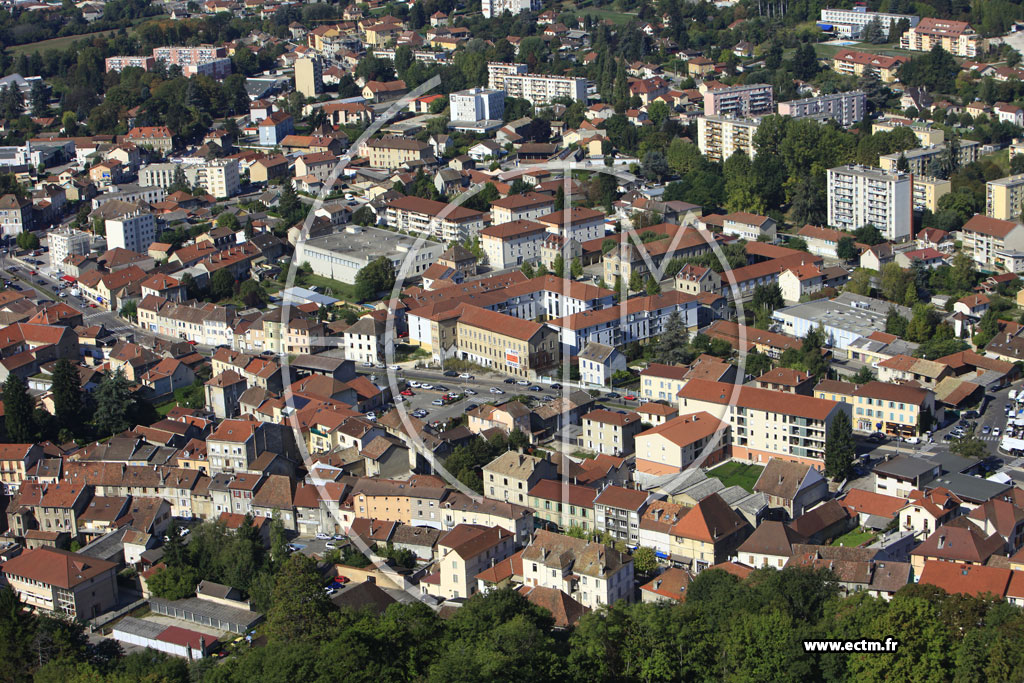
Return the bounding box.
[645,275,661,295]
[521,261,535,278]
[217,212,240,232]
[851,366,876,384]
[885,306,909,337]
[2,374,33,442]
[147,564,200,600]
[570,257,583,279]
[837,237,859,261]
[896,152,909,172]
[853,225,884,246]
[824,410,855,481]
[552,254,565,278]
[15,231,39,251]
[210,269,235,301]
[554,185,565,211]
[628,270,643,293]
[92,369,134,437]
[351,206,375,226]
[632,546,658,575]
[240,280,268,308]
[119,299,137,321]
[354,256,396,303]
[265,553,334,642]
[50,359,82,428]
[753,283,783,313]
[168,164,191,194]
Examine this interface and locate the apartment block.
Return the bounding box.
[2,548,118,619]
[831,49,907,83]
[696,115,760,162]
[819,8,919,39]
[140,162,194,189]
[105,202,157,254]
[960,214,1024,270]
[385,196,485,242]
[581,409,643,456]
[635,412,729,477]
[489,192,556,224]
[521,530,634,610]
[703,83,773,117]
[479,220,547,269]
[913,175,951,213]
[104,56,155,72]
[482,0,536,18]
[776,90,866,126]
[827,165,912,243]
[196,159,239,199]
[450,87,505,123]
[987,174,1024,221]
[676,379,850,469]
[48,228,92,268]
[879,140,981,175]
[528,479,597,531]
[294,56,323,98]
[487,62,586,106]
[900,17,983,57]
[455,305,559,380]
[365,136,434,170]
[872,117,944,146]
[594,486,649,546]
[152,45,232,78]
[815,380,936,438]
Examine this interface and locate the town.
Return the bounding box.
[1,0,1024,679]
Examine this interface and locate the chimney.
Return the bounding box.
[938,534,945,549]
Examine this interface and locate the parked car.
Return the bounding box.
[409,380,420,388]
[994,427,1002,436]
[516,379,530,386]
[420,383,434,390]
[490,387,504,394]
[550,383,562,390]
[982,425,991,435]
[529,385,542,392]
[400,389,414,396]
[465,388,477,395]
[316,532,330,540]
[443,370,459,377]
[504,378,516,384]
[460,373,473,379]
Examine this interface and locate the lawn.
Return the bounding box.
[812,41,918,60]
[155,399,179,417]
[569,2,636,24]
[5,16,164,56]
[981,147,1010,173]
[705,462,764,493]
[301,274,361,302]
[831,528,878,547]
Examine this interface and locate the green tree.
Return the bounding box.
[265,553,335,642]
[50,359,82,427]
[210,269,235,301]
[552,254,565,278]
[92,369,134,437]
[168,164,191,194]
[570,257,583,279]
[645,275,661,295]
[147,564,200,600]
[119,299,137,321]
[351,206,375,226]
[851,366,876,384]
[240,280,268,308]
[632,546,658,575]
[554,185,565,211]
[15,231,39,251]
[628,270,643,293]
[837,237,859,261]
[951,428,988,460]
[2,374,33,442]
[521,261,535,278]
[886,306,909,337]
[354,255,396,303]
[824,409,855,481]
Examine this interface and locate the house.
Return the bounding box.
[467,401,532,438]
[736,520,807,569]
[580,409,643,456]
[520,529,634,610]
[954,293,990,317]
[258,112,294,147]
[909,521,1005,574]
[754,368,815,395]
[528,479,597,532]
[753,459,829,519]
[640,567,695,603]
[634,412,729,478]
[423,524,515,601]
[669,492,752,572]
[860,243,895,271]
[593,486,649,546]
[482,450,557,506]
[577,342,626,387]
[1,547,118,618]
[873,456,941,498]
[897,487,963,541]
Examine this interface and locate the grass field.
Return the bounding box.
[981,147,1011,173]
[812,41,918,60]
[568,1,636,25]
[831,528,878,547]
[302,273,360,302]
[155,399,179,417]
[5,16,165,56]
[706,462,764,493]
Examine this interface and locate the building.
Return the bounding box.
[634,412,729,477]
[826,165,912,242]
[676,379,849,469]
[104,202,157,254]
[294,56,323,98]
[126,126,174,153]
[487,62,587,106]
[873,117,945,146]
[258,112,294,147]
[913,175,951,213]
[987,174,1024,221]
[879,140,981,175]
[520,530,633,610]
[450,88,505,123]
[577,342,626,387]
[753,458,830,519]
[696,115,760,162]
[46,228,91,268]
[365,137,434,170]
[831,49,907,83]
[1,547,118,618]
[196,159,239,199]
[385,196,485,242]
[536,207,606,243]
[152,45,232,77]
[479,220,548,269]
[581,410,643,456]
[428,524,515,600]
[0,194,33,236]
[721,212,776,241]
[482,0,536,18]
[900,17,983,57]
[960,214,1024,270]
[773,293,912,357]
[528,479,597,532]
[455,305,558,380]
[819,8,919,39]
[489,192,556,224]
[342,316,387,365]
[703,83,773,117]
[105,56,156,72]
[482,450,557,505]
[294,225,445,284]
[776,91,866,126]
[669,493,751,572]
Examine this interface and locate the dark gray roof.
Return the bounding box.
[873,455,939,481]
[925,473,1012,504]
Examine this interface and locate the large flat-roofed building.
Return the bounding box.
[152,45,232,78]
[879,140,981,175]
[676,379,849,470]
[293,225,445,284]
[819,8,919,39]
[385,196,486,242]
[826,165,912,242]
[987,174,1024,221]
[703,83,773,118]
[697,115,760,162]
[48,228,92,267]
[776,91,866,126]
[913,176,951,213]
[900,17,983,57]
[772,293,913,357]
[487,62,586,106]
[872,117,944,146]
[450,87,505,124]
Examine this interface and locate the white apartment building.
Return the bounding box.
[139,163,196,189]
[820,8,919,39]
[482,0,536,18]
[489,192,555,224]
[826,165,912,242]
[105,203,157,254]
[293,225,445,284]
[48,228,92,268]
[697,115,760,162]
[703,83,773,118]
[450,88,505,123]
[196,159,240,198]
[776,90,866,126]
[385,196,486,242]
[487,62,586,106]
[152,45,231,77]
[479,220,547,269]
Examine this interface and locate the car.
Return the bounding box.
[504,378,516,384]
[490,387,504,394]
[388,364,400,370]
[459,373,473,379]
[550,384,561,391]
[408,380,420,388]
[324,586,337,595]
[364,412,376,421]
[607,392,621,399]
[375,362,386,369]
[325,541,337,549]
[529,385,543,392]
[516,379,530,385]
[316,532,330,540]
[187,340,197,345]
[286,543,301,552]
[35,279,44,285]
[401,389,414,396]
[465,388,477,395]
[994,427,1002,436]
[443,370,459,377]
[983,425,991,435]
[88,303,97,308]
[435,385,449,391]
[964,410,980,419]
[943,434,953,442]
[362,361,373,367]
[420,383,434,390]
[624,394,637,401]
[332,534,344,541]
[432,399,444,405]
[179,527,190,537]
